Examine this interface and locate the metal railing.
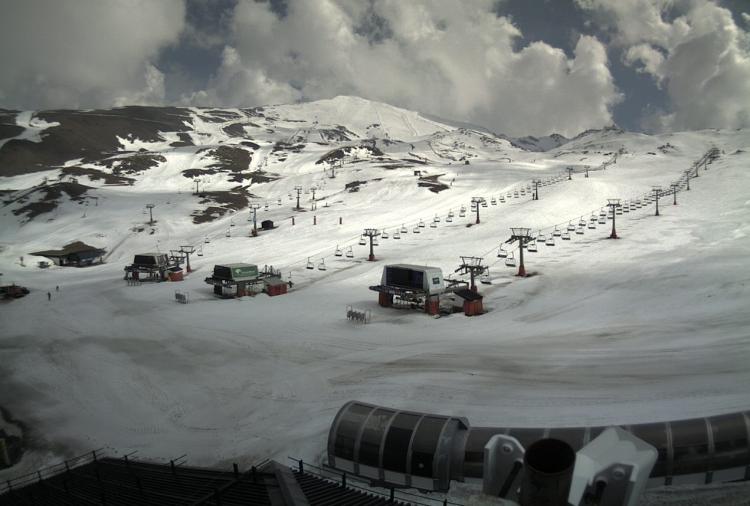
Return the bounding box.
[288,457,464,506]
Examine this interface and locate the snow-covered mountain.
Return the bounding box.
[1,96,749,497]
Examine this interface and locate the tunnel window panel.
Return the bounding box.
[334,403,374,461]
[411,416,448,478]
[631,423,669,476]
[710,413,749,468]
[671,418,709,474]
[383,413,421,473]
[358,408,396,467]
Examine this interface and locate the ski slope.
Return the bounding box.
[0,102,749,494]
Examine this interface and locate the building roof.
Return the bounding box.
[217,263,258,269]
[31,241,105,258]
[385,263,442,272]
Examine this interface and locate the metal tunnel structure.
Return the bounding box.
[328,401,750,492]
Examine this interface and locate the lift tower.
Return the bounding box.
[363,228,380,261]
[507,227,533,277]
[607,199,621,239]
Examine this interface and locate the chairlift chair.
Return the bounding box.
[505,251,516,267]
[491,198,497,205]
[460,205,467,213]
[520,189,526,195]
[448,210,455,218]
[499,197,505,203]
[205,237,210,244]
[430,221,437,228]
[373,237,379,246]
[545,236,556,246]
[616,208,623,215]
[197,246,203,257]
[393,230,401,240]
[562,231,571,240]
[446,215,453,223]
[459,210,466,217]
[567,222,575,231]
[345,246,354,258]
[480,270,492,284]
[598,216,606,224]
[413,226,420,234]
[401,224,408,233]
[588,221,596,229]
[381,230,389,239]
[225,229,231,237]
[230,218,235,227]
[497,245,508,258]
[358,236,367,245]
[306,257,314,270]
[506,193,512,198]
[553,227,562,237]
[318,259,326,271]
[418,219,426,228]
[434,214,441,223]
[335,245,343,257]
[527,240,538,252]
[576,226,585,235]
[481,200,488,207]
[599,209,607,217]
[578,217,587,227]
[537,230,546,241]
[513,191,519,198]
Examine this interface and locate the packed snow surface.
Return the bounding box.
[0,99,749,484]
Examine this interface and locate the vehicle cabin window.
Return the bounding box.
[432,277,440,284]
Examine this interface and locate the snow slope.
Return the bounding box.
[0,100,749,496]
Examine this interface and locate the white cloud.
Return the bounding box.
[0,0,186,110]
[577,0,750,131]
[191,0,621,137]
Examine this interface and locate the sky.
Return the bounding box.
[0,0,748,137]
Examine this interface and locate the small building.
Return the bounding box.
[261,219,274,230]
[264,276,288,296]
[205,263,261,298]
[167,266,184,282]
[31,241,105,267]
[454,289,484,316]
[124,253,171,282]
[370,264,445,312]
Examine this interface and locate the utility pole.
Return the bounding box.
[179,245,195,272]
[193,178,201,195]
[607,199,621,239]
[684,170,691,191]
[294,186,303,210]
[567,167,574,180]
[652,186,661,216]
[508,228,532,277]
[363,228,380,261]
[249,202,261,236]
[471,197,484,224]
[146,204,155,226]
[671,183,679,205]
[455,256,486,292]
[310,185,318,211]
[585,166,590,178]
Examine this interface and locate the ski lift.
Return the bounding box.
[527,240,538,252]
[545,236,556,246]
[491,198,497,205]
[506,193,512,198]
[499,197,505,203]
[373,237,379,246]
[401,224,408,234]
[413,226,420,234]
[480,270,492,284]
[505,251,516,267]
[588,221,596,229]
[264,202,269,211]
[598,216,606,224]
[513,191,519,198]
[567,222,575,232]
[197,246,203,257]
[460,205,467,213]
[590,213,597,222]
[576,226,585,235]
[204,236,210,244]
[623,204,630,213]
[418,219,425,228]
[393,230,401,240]
[616,207,623,215]
[448,210,455,218]
[324,200,330,208]
[562,231,571,240]
[430,221,437,228]
[225,229,231,237]
[306,258,314,270]
[578,217,586,227]
[346,246,354,258]
[497,245,508,258]
[335,245,343,257]
[318,259,326,271]
[277,198,282,206]
[459,210,466,217]
[599,209,607,217]
[537,231,546,241]
[520,189,526,195]
[434,214,441,223]
[382,230,389,239]
[481,200,488,207]
[230,218,235,227]
[553,227,562,237]
[446,215,453,223]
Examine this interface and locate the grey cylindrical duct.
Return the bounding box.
[328,401,750,492]
[519,438,576,506]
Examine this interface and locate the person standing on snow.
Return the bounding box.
[47,292,51,301]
